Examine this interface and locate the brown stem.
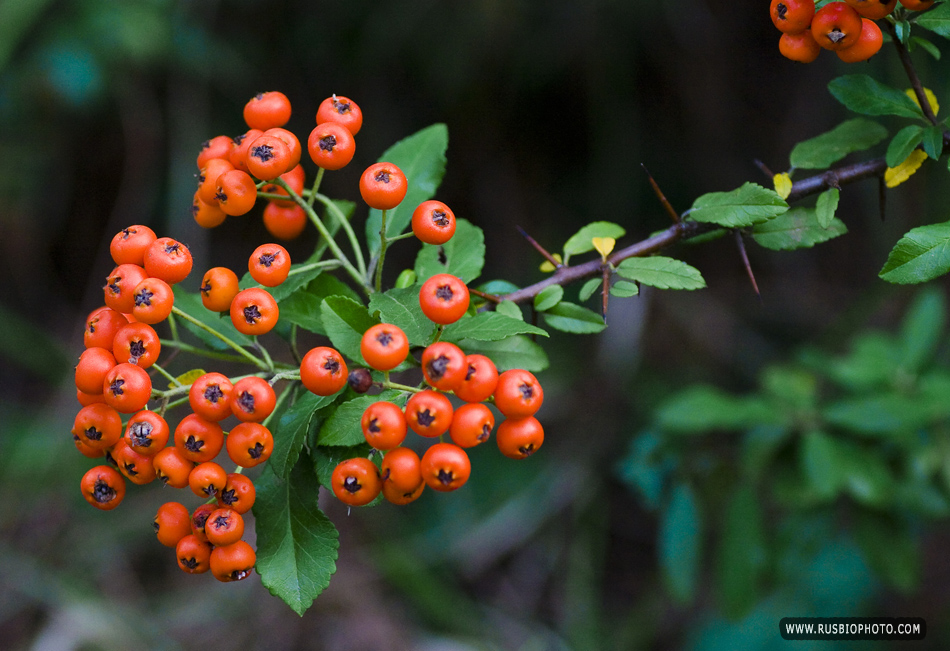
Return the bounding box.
[734,230,761,300]
[601,266,610,324]
[469,287,502,304]
[884,20,939,125]
[642,164,681,224]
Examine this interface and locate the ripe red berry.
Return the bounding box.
[300,346,349,396]
[331,457,382,506]
[243,91,292,131]
[359,162,408,210]
[419,274,470,325]
[420,442,471,492]
[316,95,363,135]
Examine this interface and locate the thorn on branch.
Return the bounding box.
[469,287,501,304]
[754,159,775,181]
[734,230,761,302]
[516,225,562,269]
[822,170,842,191]
[641,164,681,224]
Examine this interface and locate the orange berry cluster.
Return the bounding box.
[770,0,931,64]
[74,225,261,582]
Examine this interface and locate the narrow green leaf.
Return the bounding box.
[657,385,781,434]
[271,392,338,479]
[254,459,340,616]
[822,394,931,435]
[172,286,254,350]
[894,18,910,44]
[317,391,406,446]
[752,207,848,251]
[815,188,839,230]
[917,3,950,38]
[886,125,924,168]
[911,36,942,60]
[414,218,485,284]
[495,300,523,321]
[609,280,639,297]
[320,296,376,364]
[542,302,606,334]
[579,278,600,302]
[616,430,668,511]
[828,75,923,119]
[659,483,702,604]
[789,119,888,169]
[534,285,564,312]
[562,221,626,262]
[716,485,766,619]
[615,256,706,290]
[900,288,946,373]
[879,222,950,284]
[922,124,945,160]
[455,335,549,372]
[368,287,433,346]
[442,312,547,343]
[689,182,788,228]
[366,124,448,255]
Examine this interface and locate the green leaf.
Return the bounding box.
[853,512,919,593]
[368,287,433,346]
[879,222,950,284]
[922,124,945,160]
[910,36,942,60]
[894,18,910,44]
[533,285,563,312]
[172,286,254,351]
[740,425,792,482]
[752,207,848,251]
[716,485,766,619]
[562,221,626,263]
[657,385,781,434]
[270,392,337,479]
[615,256,706,290]
[495,300,523,320]
[809,331,901,391]
[839,441,896,506]
[442,311,547,343]
[279,274,363,336]
[317,391,406,446]
[900,288,946,375]
[312,443,373,491]
[828,75,923,120]
[822,394,931,435]
[609,280,639,297]
[659,483,702,604]
[320,296,376,364]
[689,182,788,228]
[886,125,924,168]
[815,188,839,230]
[541,302,606,334]
[789,119,888,170]
[366,124,448,255]
[579,278,600,302]
[455,335,549,372]
[799,431,842,501]
[762,365,817,410]
[477,279,520,295]
[254,459,340,616]
[917,3,950,38]
[616,430,669,511]
[413,218,485,284]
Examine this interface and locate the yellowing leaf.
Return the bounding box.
[592,237,616,259]
[773,173,793,200]
[905,88,939,116]
[171,368,206,389]
[539,253,562,273]
[885,149,927,188]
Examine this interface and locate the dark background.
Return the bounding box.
[1,0,948,649]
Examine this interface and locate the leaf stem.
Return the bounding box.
[375,209,389,292]
[158,339,250,364]
[150,362,181,388]
[313,192,367,277]
[170,305,269,371]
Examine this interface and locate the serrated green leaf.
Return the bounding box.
[900,288,946,373]
[828,75,923,119]
[533,285,563,311]
[917,3,950,38]
[880,221,950,284]
[886,125,924,168]
[789,119,888,170]
[271,392,338,479]
[815,188,839,230]
[312,443,373,491]
[441,311,547,343]
[689,182,788,228]
[254,459,339,616]
[366,124,448,255]
[922,124,945,160]
[542,301,606,334]
[455,335,549,372]
[172,286,254,351]
[910,36,942,60]
[579,277,600,302]
[609,280,639,297]
[657,385,781,434]
[716,485,766,618]
[752,207,848,251]
[615,256,706,290]
[659,483,702,604]
[368,287,433,346]
[495,300,523,321]
[562,221,626,263]
[413,218,485,284]
[320,296,376,364]
[279,274,363,336]
[317,391,406,446]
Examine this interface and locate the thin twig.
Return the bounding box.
[641,164,680,224]
[754,159,775,181]
[734,230,761,301]
[601,266,610,324]
[884,20,939,125]
[469,287,502,304]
